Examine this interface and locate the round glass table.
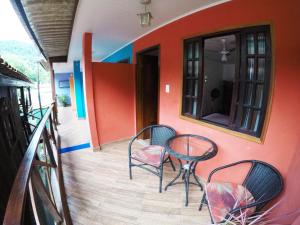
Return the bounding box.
[165,134,218,206]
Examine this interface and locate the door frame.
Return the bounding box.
[135,45,160,134]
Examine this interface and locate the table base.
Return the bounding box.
[165,159,203,206]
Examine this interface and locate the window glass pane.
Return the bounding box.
[250,110,261,132]
[193,81,198,97]
[241,107,251,129]
[247,58,255,80]
[195,42,199,59]
[247,34,255,54]
[184,79,191,95]
[188,43,193,59]
[194,61,199,77]
[257,58,265,81]
[258,33,266,54]
[183,25,271,137]
[188,61,193,76]
[187,61,193,77]
[244,83,254,105]
[254,84,264,108]
[192,100,197,116]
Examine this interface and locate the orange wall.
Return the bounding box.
[82,33,136,148]
[272,141,300,223]
[69,74,76,110]
[133,0,300,179]
[293,216,300,225]
[133,0,300,219]
[79,0,300,221]
[132,0,300,221]
[92,62,136,145]
[82,33,100,149]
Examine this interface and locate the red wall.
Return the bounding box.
[133,0,300,222]
[293,216,300,225]
[92,62,135,145]
[272,141,300,223]
[133,0,300,178]
[82,33,100,149]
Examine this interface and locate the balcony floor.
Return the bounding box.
[61,141,211,225]
[58,107,211,225]
[57,106,90,148]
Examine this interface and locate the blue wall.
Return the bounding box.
[102,44,133,63]
[55,73,71,105]
[73,61,86,119]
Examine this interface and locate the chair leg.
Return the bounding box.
[199,193,206,211]
[129,158,133,180]
[159,175,163,193]
[169,157,176,171]
[199,193,214,224]
[129,167,132,179]
[159,165,164,193]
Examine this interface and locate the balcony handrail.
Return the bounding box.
[4,105,52,225]
[3,103,69,225]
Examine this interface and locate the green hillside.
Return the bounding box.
[0,40,49,83]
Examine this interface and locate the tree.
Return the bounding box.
[0,40,50,83]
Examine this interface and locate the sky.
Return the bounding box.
[0,0,31,42]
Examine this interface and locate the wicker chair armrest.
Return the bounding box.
[128,125,155,155]
[207,160,253,183]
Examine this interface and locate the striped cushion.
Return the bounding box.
[206,182,256,223]
[132,145,168,167]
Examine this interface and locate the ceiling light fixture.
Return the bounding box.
[220,38,229,62]
[137,0,153,27]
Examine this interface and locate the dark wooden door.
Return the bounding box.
[136,54,159,139]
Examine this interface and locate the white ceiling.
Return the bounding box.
[53,0,230,73]
[205,35,236,63]
[205,35,236,52]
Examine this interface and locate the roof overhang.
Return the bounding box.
[10,0,79,63]
[11,0,231,73]
[0,57,32,86]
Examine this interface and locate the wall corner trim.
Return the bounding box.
[82,32,100,148]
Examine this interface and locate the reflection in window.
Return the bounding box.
[182,25,271,137]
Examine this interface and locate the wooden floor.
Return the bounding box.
[57,106,90,148]
[61,140,212,225]
[57,107,211,224]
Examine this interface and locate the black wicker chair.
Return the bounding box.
[128,125,176,193]
[199,160,283,224]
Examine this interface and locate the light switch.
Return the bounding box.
[165,84,170,93]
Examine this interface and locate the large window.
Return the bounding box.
[182,25,271,137]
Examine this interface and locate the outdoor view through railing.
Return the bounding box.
[3,104,71,225]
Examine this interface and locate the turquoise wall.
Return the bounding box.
[73,61,86,119]
[102,44,133,63]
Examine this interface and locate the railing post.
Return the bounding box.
[27,87,32,107]
[49,114,57,146]
[53,100,59,127]
[43,129,57,167]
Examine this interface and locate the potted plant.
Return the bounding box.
[58,95,68,107]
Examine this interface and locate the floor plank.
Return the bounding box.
[61,141,211,225]
[57,107,211,224]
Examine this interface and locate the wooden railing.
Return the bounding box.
[3,104,72,225]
